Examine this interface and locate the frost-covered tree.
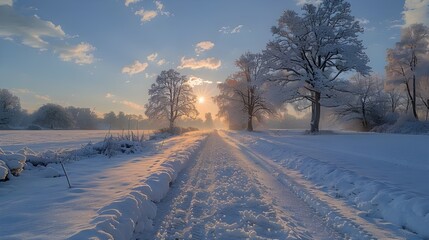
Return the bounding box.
[265,0,370,132]
[65,106,98,129]
[335,74,389,129]
[103,111,117,129]
[215,52,273,131]
[214,79,247,130]
[418,77,429,120]
[145,69,198,131]
[32,103,73,129]
[0,89,22,127]
[386,23,429,120]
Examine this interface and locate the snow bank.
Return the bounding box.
[228,131,429,238]
[68,136,206,239]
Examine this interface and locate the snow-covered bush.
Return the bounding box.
[0,160,9,181]
[372,115,429,134]
[92,134,144,158]
[152,126,198,138]
[0,153,26,176]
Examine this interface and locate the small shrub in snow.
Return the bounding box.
[151,127,198,140]
[92,133,145,157]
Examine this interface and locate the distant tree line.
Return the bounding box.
[0,88,215,130]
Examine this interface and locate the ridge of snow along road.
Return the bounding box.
[68,131,209,239]
[224,130,429,239]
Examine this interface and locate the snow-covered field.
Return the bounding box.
[1,129,428,239]
[0,131,208,239]
[0,130,155,152]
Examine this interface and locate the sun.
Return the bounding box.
[198,96,205,104]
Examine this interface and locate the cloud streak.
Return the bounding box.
[135,9,158,22]
[124,0,139,7]
[0,4,95,65]
[178,57,221,70]
[219,25,243,34]
[195,41,214,54]
[188,75,214,87]
[57,42,95,65]
[122,60,148,75]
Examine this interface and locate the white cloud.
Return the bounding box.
[145,72,157,79]
[356,17,375,31]
[122,60,148,75]
[295,0,322,6]
[178,57,221,70]
[0,0,12,6]
[0,4,96,65]
[135,9,158,23]
[188,75,214,87]
[356,17,369,25]
[124,0,139,7]
[57,42,95,65]
[195,41,214,54]
[35,94,50,101]
[0,5,66,49]
[403,0,429,26]
[157,59,166,65]
[155,0,170,16]
[231,25,243,33]
[219,25,243,34]
[105,93,115,98]
[147,52,158,61]
[11,88,51,102]
[120,100,144,110]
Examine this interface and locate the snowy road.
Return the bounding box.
[138,131,343,239]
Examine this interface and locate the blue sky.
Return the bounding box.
[0,0,426,118]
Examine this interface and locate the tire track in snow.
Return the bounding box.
[138,131,343,240]
[221,130,410,240]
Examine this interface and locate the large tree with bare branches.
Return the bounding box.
[386,23,429,120]
[215,52,273,131]
[145,69,198,131]
[265,0,370,132]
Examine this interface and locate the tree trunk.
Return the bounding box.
[310,92,321,133]
[361,100,368,128]
[169,120,174,132]
[412,74,418,120]
[247,116,253,131]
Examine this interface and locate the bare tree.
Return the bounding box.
[386,23,429,120]
[214,79,247,130]
[215,52,273,131]
[335,74,388,129]
[265,0,370,133]
[418,77,429,120]
[145,69,198,131]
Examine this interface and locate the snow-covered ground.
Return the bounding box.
[0,131,208,239]
[0,130,154,152]
[1,129,428,239]
[224,130,429,239]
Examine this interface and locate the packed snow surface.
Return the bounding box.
[225,130,429,239]
[1,129,428,239]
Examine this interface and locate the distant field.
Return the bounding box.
[0,130,155,152]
